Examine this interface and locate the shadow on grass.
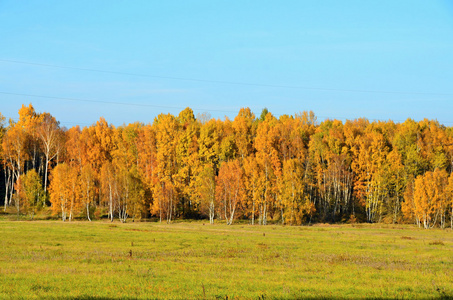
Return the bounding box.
[42,295,453,300]
[41,297,157,300]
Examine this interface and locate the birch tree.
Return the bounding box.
[2,124,29,208]
[16,169,45,219]
[37,112,62,192]
[254,113,281,225]
[49,163,73,221]
[216,159,244,225]
[194,164,216,224]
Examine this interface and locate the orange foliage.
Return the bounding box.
[3,104,453,227]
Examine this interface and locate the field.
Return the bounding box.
[0,219,452,299]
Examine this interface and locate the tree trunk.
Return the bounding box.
[86,181,91,221]
[4,168,10,211]
[86,202,91,222]
[109,183,114,222]
[44,156,49,192]
[209,201,214,224]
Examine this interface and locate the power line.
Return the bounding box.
[3,91,453,126]
[5,117,92,127]
[1,58,453,97]
[2,90,453,125]
[0,91,240,114]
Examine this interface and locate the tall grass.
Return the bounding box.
[0,220,452,299]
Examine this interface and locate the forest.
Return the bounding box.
[2,103,453,229]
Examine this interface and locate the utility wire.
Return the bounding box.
[2,59,452,124]
[5,117,92,127]
[2,90,453,125]
[1,59,452,96]
[0,91,240,114]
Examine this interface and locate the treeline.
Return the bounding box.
[2,104,453,228]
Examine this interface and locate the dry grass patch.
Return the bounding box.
[429,240,445,246]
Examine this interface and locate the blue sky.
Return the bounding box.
[1,0,453,127]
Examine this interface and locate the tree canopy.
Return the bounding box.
[2,104,453,228]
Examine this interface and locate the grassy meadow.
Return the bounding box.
[0,218,452,299]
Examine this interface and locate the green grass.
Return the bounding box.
[0,219,452,299]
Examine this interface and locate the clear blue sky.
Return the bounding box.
[1,0,453,127]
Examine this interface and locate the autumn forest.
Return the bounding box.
[2,104,453,229]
